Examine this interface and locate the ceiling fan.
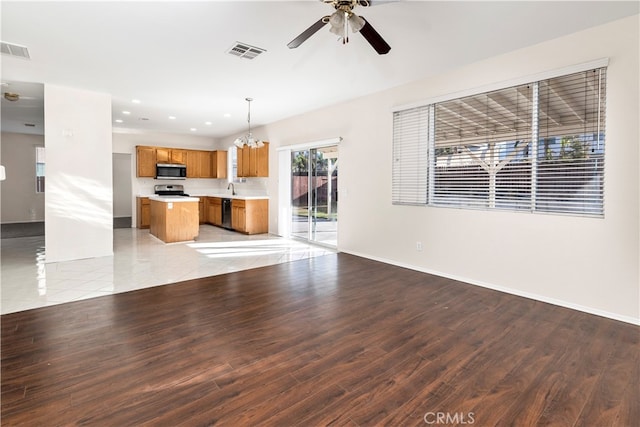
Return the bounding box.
[287,0,391,55]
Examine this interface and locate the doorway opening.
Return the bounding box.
[290,145,338,247]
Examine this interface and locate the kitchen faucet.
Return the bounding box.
[227,183,236,195]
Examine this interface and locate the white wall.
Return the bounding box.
[259,16,640,323]
[112,153,132,218]
[0,132,45,223]
[44,84,113,263]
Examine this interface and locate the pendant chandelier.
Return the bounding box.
[234,97,264,149]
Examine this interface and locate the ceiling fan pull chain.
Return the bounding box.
[344,11,349,43]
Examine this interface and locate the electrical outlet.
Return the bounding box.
[416,241,423,251]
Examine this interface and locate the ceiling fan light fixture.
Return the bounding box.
[328,11,344,35]
[349,14,365,33]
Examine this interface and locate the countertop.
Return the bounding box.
[149,196,200,203]
[140,194,269,201]
[192,193,269,200]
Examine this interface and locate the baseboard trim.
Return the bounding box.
[341,249,640,326]
[1,221,45,238]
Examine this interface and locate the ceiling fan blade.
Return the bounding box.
[358,16,391,55]
[287,17,328,49]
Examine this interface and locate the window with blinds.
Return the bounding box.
[392,105,429,204]
[391,67,606,217]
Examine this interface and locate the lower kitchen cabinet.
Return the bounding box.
[231,199,268,234]
[207,197,222,226]
[198,197,206,224]
[136,197,151,228]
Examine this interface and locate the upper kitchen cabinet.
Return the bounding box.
[237,142,269,178]
[155,147,170,163]
[186,150,213,178]
[137,145,227,179]
[186,150,200,178]
[212,151,227,179]
[136,146,156,177]
[156,147,186,164]
[198,151,212,178]
[170,149,187,164]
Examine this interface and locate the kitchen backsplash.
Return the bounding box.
[135,177,268,197]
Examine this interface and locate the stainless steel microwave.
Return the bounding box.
[156,163,186,180]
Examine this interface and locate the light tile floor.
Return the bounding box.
[1,225,335,314]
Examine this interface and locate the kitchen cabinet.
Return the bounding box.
[156,147,186,165]
[199,151,213,178]
[237,142,269,178]
[136,145,228,179]
[187,150,214,178]
[186,150,200,178]
[231,199,268,234]
[231,199,246,232]
[156,147,170,163]
[207,197,222,226]
[212,151,227,179]
[149,197,199,243]
[136,197,151,228]
[198,197,206,224]
[136,147,156,177]
[171,149,187,164]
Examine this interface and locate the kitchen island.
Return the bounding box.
[149,196,200,243]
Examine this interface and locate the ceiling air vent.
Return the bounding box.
[226,42,266,60]
[1,41,30,59]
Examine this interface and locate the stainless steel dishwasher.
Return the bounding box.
[221,198,232,229]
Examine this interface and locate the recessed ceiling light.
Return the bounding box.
[190,128,197,132]
[168,116,176,120]
[115,119,123,123]
[223,113,231,118]
[205,121,212,126]
[122,111,131,115]
[132,99,141,104]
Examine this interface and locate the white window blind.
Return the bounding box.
[433,84,533,210]
[392,105,429,204]
[391,66,606,217]
[536,69,606,215]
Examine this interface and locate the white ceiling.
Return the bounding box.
[1,1,638,138]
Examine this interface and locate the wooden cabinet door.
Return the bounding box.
[198,198,206,224]
[212,151,227,179]
[136,146,156,177]
[186,150,200,178]
[206,197,216,224]
[136,197,151,228]
[255,142,269,177]
[231,199,246,232]
[156,147,170,163]
[199,151,212,178]
[212,198,222,226]
[241,146,251,177]
[171,149,187,164]
[244,199,268,234]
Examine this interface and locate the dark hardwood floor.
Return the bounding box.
[2,253,638,426]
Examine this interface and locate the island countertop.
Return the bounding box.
[148,196,200,203]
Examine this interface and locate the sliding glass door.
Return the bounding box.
[291,146,338,247]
